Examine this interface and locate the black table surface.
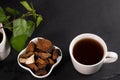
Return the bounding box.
[0,0,120,80]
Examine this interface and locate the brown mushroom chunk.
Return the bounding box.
[20,52,34,58]
[37,38,53,52]
[36,58,48,69]
[19,54,35,64]
[35,52,51,59]
[35,69,47,76]
[48,58,55,65]
[26,63,39,71]
[52,49,59,60]
[36,58,46,65]
[26,42,35,52]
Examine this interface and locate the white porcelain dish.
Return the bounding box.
[17,37,62,78]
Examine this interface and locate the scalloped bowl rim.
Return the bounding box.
[17,37,62,78]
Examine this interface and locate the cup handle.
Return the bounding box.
[104,51,118,63]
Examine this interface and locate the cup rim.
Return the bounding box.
[69,33,108,67]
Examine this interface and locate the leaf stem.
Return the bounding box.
[21,12,34,18]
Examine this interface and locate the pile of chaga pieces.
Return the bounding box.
[19,38,60,76]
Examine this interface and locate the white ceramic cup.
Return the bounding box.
[69,33,118,75]
[0,23,11,61]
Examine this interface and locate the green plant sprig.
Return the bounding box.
[0,1,43,52]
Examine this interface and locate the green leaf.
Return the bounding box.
[10,34,28,52]
[5,7,19,15]
[26,20,35,37]
[0,7,6,22]
[20,1,33,12]
[36,15,42,27]
[12,19,35,52]
[13,18,35,37]
[13,18,28,37]
[30,2,35,10]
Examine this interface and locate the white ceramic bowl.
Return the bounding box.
[17,37,62,78]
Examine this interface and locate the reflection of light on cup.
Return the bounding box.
[0,23,11,61]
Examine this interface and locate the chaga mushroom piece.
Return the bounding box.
[26,63,39,72]
[52,49,59,60]
[35,69,47,76]
[36,58,46,65]
[19,54,35,64]
[36,58,49,69]
[20,52,34,58]
[48,58,55,65]
[19,58,26,64]
[26,41,35,52]
[37,38,53,52]
[35,52,51,59]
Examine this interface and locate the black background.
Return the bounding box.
[0,0,120,80]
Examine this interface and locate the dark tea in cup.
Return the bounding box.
[73,38,104,65]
